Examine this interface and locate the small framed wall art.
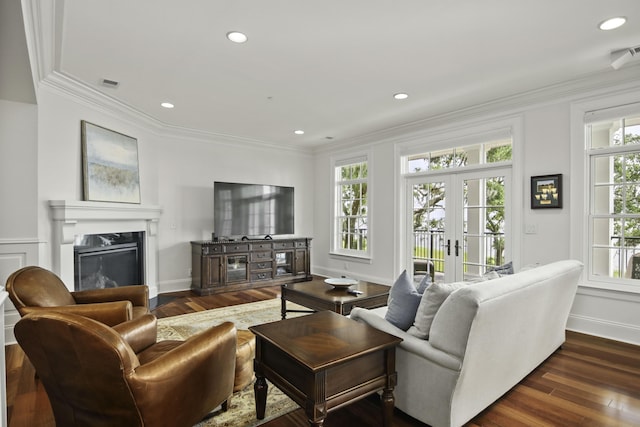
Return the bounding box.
[531,174,562,209]
[81,121,141,204]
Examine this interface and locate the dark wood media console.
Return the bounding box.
[191,238,312,295]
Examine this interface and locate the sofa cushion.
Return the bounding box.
[407,281,468,339]
[385,270,422,330]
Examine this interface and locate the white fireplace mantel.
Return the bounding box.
[49,200,163,298]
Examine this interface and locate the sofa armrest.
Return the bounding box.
[350,307,461,371]
[72,285,149,308]
[21,300,133,326]
[113,313,158,353]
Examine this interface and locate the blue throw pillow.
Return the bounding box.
[417,274,431,294]
[385,270,422,330]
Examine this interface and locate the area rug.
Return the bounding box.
[157,299,308,427]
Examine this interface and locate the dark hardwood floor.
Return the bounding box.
[6,286,640,426]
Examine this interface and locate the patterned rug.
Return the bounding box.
[157,299,308,427]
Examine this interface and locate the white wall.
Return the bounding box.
[0,99,39,345]
[312,74,640,346]
[31,85,315,295]
[154,134,315,291]
[0,99,38,240]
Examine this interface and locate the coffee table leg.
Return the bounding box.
[254,374,268,419]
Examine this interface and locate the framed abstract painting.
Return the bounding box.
[81,121,141,204]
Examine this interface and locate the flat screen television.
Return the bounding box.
[214,182,294,238]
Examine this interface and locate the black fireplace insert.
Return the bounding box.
[74,232,144,291]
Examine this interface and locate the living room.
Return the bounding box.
[1,2,640,424]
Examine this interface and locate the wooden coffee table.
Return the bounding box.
[250,311,401,427]
[281,278,390,319]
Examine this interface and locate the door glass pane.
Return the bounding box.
[412,181,446,283]
[463,176,506,280]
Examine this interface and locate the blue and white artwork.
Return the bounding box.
[82,121,141,203]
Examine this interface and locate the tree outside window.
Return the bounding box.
[335,160,368,254]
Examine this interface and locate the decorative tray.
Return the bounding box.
[324,278,358,288]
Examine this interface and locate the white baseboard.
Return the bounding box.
[567,313,640,346]
[157,278,192,294]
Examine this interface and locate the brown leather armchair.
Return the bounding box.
[15,311,237,427]
[6,265,149,326]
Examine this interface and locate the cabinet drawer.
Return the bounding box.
[251,261,273,271]
[251,271,274,281]
[225,243,250,253]
[251,242,273,251]
[203,245,223,255]
[295,240,308,248]
[251,251,272,262]
[273,241,294,249]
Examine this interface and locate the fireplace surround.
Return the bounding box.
[49,200,162,298]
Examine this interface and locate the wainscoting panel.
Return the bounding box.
[0,239,41,345]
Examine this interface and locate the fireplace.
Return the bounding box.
[74,232,144,291]
[49,200,162,299]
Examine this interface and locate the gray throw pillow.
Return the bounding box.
[488,261,514,275]
[385,270,422,330]
[416,274,431,294]
[407,281,468,339]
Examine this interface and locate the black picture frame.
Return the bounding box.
[531,174,562,209]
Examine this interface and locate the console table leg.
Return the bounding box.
[254,375,268,419]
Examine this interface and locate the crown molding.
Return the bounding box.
[39,72,314,155]
[314,63,640,154]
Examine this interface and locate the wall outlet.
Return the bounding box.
[525,223,538,234]
[187,268,192,277]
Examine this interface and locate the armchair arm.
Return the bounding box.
[21,300,133,326]
[72,285,149,308]
[129,322,237,426]
[113,314,158,353]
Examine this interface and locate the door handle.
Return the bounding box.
[445,239,451,256]
[455,240,461,257]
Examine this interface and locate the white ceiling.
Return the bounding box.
[50,1,640,147]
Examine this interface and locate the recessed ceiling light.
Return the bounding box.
[294,130,305,135]
[226,31,248,43]
[161,102,174,109]
[599,17,626,30]
[394,93,409,100]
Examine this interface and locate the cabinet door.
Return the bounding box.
[225,254,249,283]
[294,248,308,276]
[202,256,223,288]
[274,250,294,277]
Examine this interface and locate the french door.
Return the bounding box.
[407,167,511,283]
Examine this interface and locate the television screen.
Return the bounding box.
[214,182,294,238]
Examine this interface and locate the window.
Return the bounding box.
[333,157,369,257]
[406,137,512,174]
[587,113,640,282]
[402,135,512,282]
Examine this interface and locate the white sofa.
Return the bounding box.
[350,260,583,427]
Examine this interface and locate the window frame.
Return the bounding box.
[570,94,640,294]
[330,153,372,259]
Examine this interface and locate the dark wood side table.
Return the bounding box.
[250,311,401,427]
[281,278,390,319]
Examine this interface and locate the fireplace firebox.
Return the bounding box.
[73,232,144,291]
